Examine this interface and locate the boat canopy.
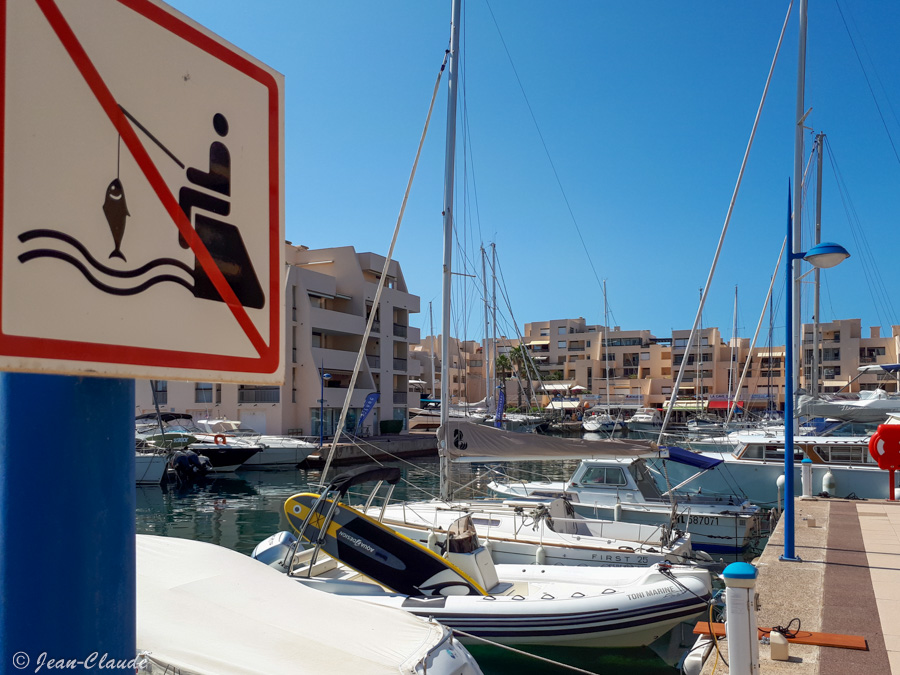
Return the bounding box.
[663,445,723,470]
[437,420,657,462]
[858,363,900,374]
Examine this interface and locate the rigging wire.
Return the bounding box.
[482,0,605,296]
[658,0,794,440]
[824,137,897,327]
[833,0,900,166]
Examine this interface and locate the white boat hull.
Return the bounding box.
[135,453,166,484]
[292,564,711,648]
[489,481,760,556]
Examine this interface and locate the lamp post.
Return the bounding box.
[782,187,849,561]
[319,369,332,448]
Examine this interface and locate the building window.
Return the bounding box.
[215,384,222,405]
[151,380,167,405]
[558,326,567,335]
[823,348,840,362]
[557,340,567,349]
[195,382,212,403]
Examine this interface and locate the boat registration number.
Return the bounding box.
[677,515,720,526]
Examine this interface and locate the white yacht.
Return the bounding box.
[194,417,316,467]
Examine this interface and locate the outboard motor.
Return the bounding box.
[252,531,300,571]
[169,450,212,483]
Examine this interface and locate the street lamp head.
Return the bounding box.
[322,373,332,381]
[802,242,850,269]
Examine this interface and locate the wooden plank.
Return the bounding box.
[694,621,868,651]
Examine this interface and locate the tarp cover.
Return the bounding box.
[137,535,448,674]
[663,445,723,470]
[437,419,657,462]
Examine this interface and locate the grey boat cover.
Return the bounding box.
[437,419,657,462]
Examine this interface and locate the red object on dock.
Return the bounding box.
[868,425,900,500]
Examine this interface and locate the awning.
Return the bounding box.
[663,446,723,470]
[545,400,580,410]
[708,400,743,410]
[663,400,708,410]
[528,340,550,346]
[755,350,784,358]
[542,383,571,391]
[571,385,587,391]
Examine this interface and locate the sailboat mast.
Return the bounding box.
[789,0,809,437]
[429,301,436,397]
[439,0,461,502]
[481,247,490,411]
[491,242,498,412]
[811,132,824,398]
[603,280,609,411]
[729,286,738,404]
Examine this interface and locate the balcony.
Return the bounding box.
[310,306,365,335]
[393,323,408,339]
[238,387,280,404]
[367,354,381,369]
[393,391,407,404]
[393,358,407,372]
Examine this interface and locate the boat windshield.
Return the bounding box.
[627,460,664,500]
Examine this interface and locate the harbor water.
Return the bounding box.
[135,456,684,674]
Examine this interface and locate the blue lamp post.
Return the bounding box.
[319,369,332,448]
[782,189,849,561]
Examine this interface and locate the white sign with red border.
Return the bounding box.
[1,0,284,383]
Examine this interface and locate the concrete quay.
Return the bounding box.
[699,496,900,674]
[303,431,438,468]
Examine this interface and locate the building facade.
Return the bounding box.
[135,243,421,437]
[411,317,900,415]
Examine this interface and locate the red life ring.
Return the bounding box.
[214,434,227,445]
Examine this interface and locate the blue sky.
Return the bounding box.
[168,1,900,345]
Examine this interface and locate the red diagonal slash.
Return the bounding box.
[35,0,268,357]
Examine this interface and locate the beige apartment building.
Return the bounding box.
[411,317,900,416]
[135,243,421,437]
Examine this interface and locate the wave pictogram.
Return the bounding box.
[18,229,194,296]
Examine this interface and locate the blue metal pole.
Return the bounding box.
[0,373,136,671]
[782,183,800,562]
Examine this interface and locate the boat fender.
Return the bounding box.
[775,474,785,513]
[535,544,546,565]
[214,434,227,445]
[823,471,836,495]
[426,529,439,552]
[613,504,622,521]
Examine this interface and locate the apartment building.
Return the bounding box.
[410,317,900,414]
[135,244,421,436]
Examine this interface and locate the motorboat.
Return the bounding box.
[660,430,893,505]
[253,467,713,649]
[136,413,261,471]
[137,534,482,675]
[626,408,663,436]
[582,410,625,433]
[433,419,762,555]
[363,493,713,569]
[194,417,316,467]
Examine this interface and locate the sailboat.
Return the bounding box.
[583,280,626,433]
